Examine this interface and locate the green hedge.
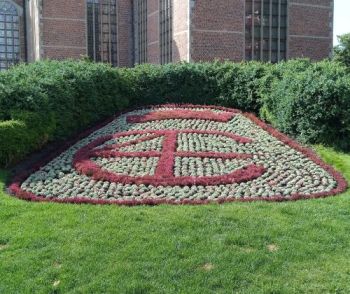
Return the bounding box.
[120,62,222,107]
[0,112,55,167]
[0,60,128,166]
[1,59,349,167]
[121,61,269,112]
[260,60,350,150]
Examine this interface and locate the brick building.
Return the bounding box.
[0,0,333,70]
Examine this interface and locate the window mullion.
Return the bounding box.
[251,0,254,60]
[92,2,96,61]
[269,0,272,62]
[139,0,141,62]
[260,0,263,61]
[4,13,8,69]
[100,0,103,62]
[278,0,281,62]
[108,0,111,63]
[169,0,172,63]
[12,17,15,65]
[142,0,144,62]
[168,0,170,63]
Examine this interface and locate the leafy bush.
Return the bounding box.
[260,60,350,149]
[120,61,269,112]
[1,59,350,167]
[0,60,128,166]
[0,111,55,167]
[216,61,269,112]
[259,59,313,122]
[334,33,350,68]
[122,59,350,150]
[120,62,221,106]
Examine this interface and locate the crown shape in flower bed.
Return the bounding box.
[9,104,347,205]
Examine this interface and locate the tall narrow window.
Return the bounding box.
[87,0,118,66]
[159,0,172,64]
[245,0,287,62]
[0,0,20,71]
[134,0,147,64]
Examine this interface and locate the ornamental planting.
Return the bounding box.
[9,104,347,205]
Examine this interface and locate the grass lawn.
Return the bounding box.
[1,145,350,293]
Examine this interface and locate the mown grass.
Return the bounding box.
[1,146,350,293]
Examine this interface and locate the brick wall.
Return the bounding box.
[190,0,245,62]
[288,0,333,60]
[13,0,335,66]
[40,0,86,60]
[41,0,134,66]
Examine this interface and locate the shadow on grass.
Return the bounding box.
[0,169,8,188]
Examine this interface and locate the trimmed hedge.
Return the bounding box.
[0,112,55,167]
[1,59,349,167]
[0,60,128,166]
[121,61,269,112]
[260,60,350,150]
[120,62,222,106]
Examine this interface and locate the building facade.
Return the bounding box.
[0,0,334,70]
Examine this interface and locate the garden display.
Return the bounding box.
[9,104,347,205]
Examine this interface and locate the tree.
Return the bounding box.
[334,33,350,67]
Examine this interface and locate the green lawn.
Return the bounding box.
[1,146,350,293]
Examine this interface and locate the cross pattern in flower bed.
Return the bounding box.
[9,104,347,205]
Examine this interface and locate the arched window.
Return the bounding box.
[87,0,118,66]
[0,0,20,71]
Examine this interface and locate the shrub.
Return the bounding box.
[260,60,350,149]
[334,33,350,68]
[0,60,128,166]
[120,62,221,106]
[0,60,128,139]
[1,59,350,167]
[259,59,313,122]
[0,111,55,167]
[216,61,269,112]
[121,61,269,112]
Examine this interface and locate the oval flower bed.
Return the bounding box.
[9,104,347,205]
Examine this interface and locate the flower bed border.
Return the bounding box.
[7,104,348,206]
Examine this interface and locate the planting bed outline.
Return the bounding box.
[8,104,348,205]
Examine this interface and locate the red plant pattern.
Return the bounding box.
[8,104,348,206]
[73,129,264,186]
[127,109,236,123]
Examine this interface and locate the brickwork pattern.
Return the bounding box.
[41,0,87,60]
[191,31,244,62]
[11,0,335,65]
[190,0,244,62]
[288,0,333,60]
